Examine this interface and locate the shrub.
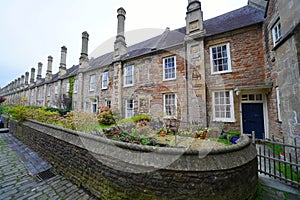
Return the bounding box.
[45,107,70,116]
[131,114,151,123]
[0,96,6,104]
[0,105,9,115]
[60,110,98,133]
[97,106,116,126]
[6,105,30,121]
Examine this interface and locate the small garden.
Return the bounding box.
[0,103,242,148]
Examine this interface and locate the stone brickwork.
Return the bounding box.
[205,24,266,131]
[9,119,258,200]
[264,0,300,142]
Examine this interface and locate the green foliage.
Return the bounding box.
[67,76,75,110]
[57,110,98,133]
[6,105,29,121]
[28,107,59,124]
[45,107,70,116]
[97,106,116,126]
[131,114,151,123]
[117,117,134,125]
[0,105,9,115]
[275,163,300,182]
[267,143,284,156]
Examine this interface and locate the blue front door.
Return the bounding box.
[242,103,265,139]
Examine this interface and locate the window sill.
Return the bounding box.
[163,78,176,82]
[211,70,232,75]
[124,84,134,88]
[213,119,236,123]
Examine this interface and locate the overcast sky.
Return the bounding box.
[0,0,248,88]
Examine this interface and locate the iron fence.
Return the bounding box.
[253,132,300,188]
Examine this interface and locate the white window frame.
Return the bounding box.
[276,87,282,122]
[163,56,176,81]
[55,85,59,95]
[125,99,134,118]
[124,65,134,87]
[91,100,98,113]
[212,90,235,122]
[89,75,95,91]
[272,21,282,46]
[210,43,232,74]
[66,82,70,92]
[74,79,78,93]
[47,86,51,97]
[105,99,111,108]
[102,71,109,89]
[163,93,177,117]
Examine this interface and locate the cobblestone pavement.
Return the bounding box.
[0,133,98,200]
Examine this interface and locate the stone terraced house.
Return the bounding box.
[1,0,300,143]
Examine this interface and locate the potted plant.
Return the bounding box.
[228,130,240,144]
[159,127,167,137]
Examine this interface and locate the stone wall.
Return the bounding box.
[8,119,258,200]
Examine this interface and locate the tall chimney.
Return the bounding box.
[79,31,89,65]
[59,46,67,76]
[21,75,25,88]
[30,68,35,85]
[17,77,21,89]
[46,56,53,81]
[37,62,43,80]
[25,72,29,85]
[14,79,17,90]
[114,7,127,59]
[185,0,204,37]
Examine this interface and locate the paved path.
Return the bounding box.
[0,133,98,200]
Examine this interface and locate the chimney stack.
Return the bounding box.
[30,68,35,85]
[185,0,204,38]
[37,62,43,80]
[46,56,53,81]
[25,72,29,85]
[21,75,25,88]
[14,79,17,90]
[17,77,21,89]
[114,7,127,59]
[59,46,67,76]
[79,31,89,65]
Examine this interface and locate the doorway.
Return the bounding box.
[242,103,265,139]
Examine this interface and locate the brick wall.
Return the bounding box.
[9,119,258,200]
[205,24,266,131]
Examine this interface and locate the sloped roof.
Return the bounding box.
[85,5,264,72]
[204,5,265,36]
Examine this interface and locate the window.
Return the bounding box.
[55,85,59,94]
[102,71,109,89]
[92,100,98,113]
[74,79,78,93]
[212,90,235,122]
[272,21,282,46]
[124,66,134,86]
[163,56,176,80]
[164,93,177,116]
[85,102,90,112]
[106,100,111,108]
[66,83,70,92]
[47,86,51,97]
[73,101,77,110]
[89,75,95,91]
[210,43,231,74]
[126,99,134,118]
[276,87,282,122]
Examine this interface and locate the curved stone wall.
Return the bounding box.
[8,119,258,200]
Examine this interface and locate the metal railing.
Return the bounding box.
[253,132,300,188]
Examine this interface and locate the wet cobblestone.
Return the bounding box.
[0,133,98,200]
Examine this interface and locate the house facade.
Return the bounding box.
[1,0,299,142]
